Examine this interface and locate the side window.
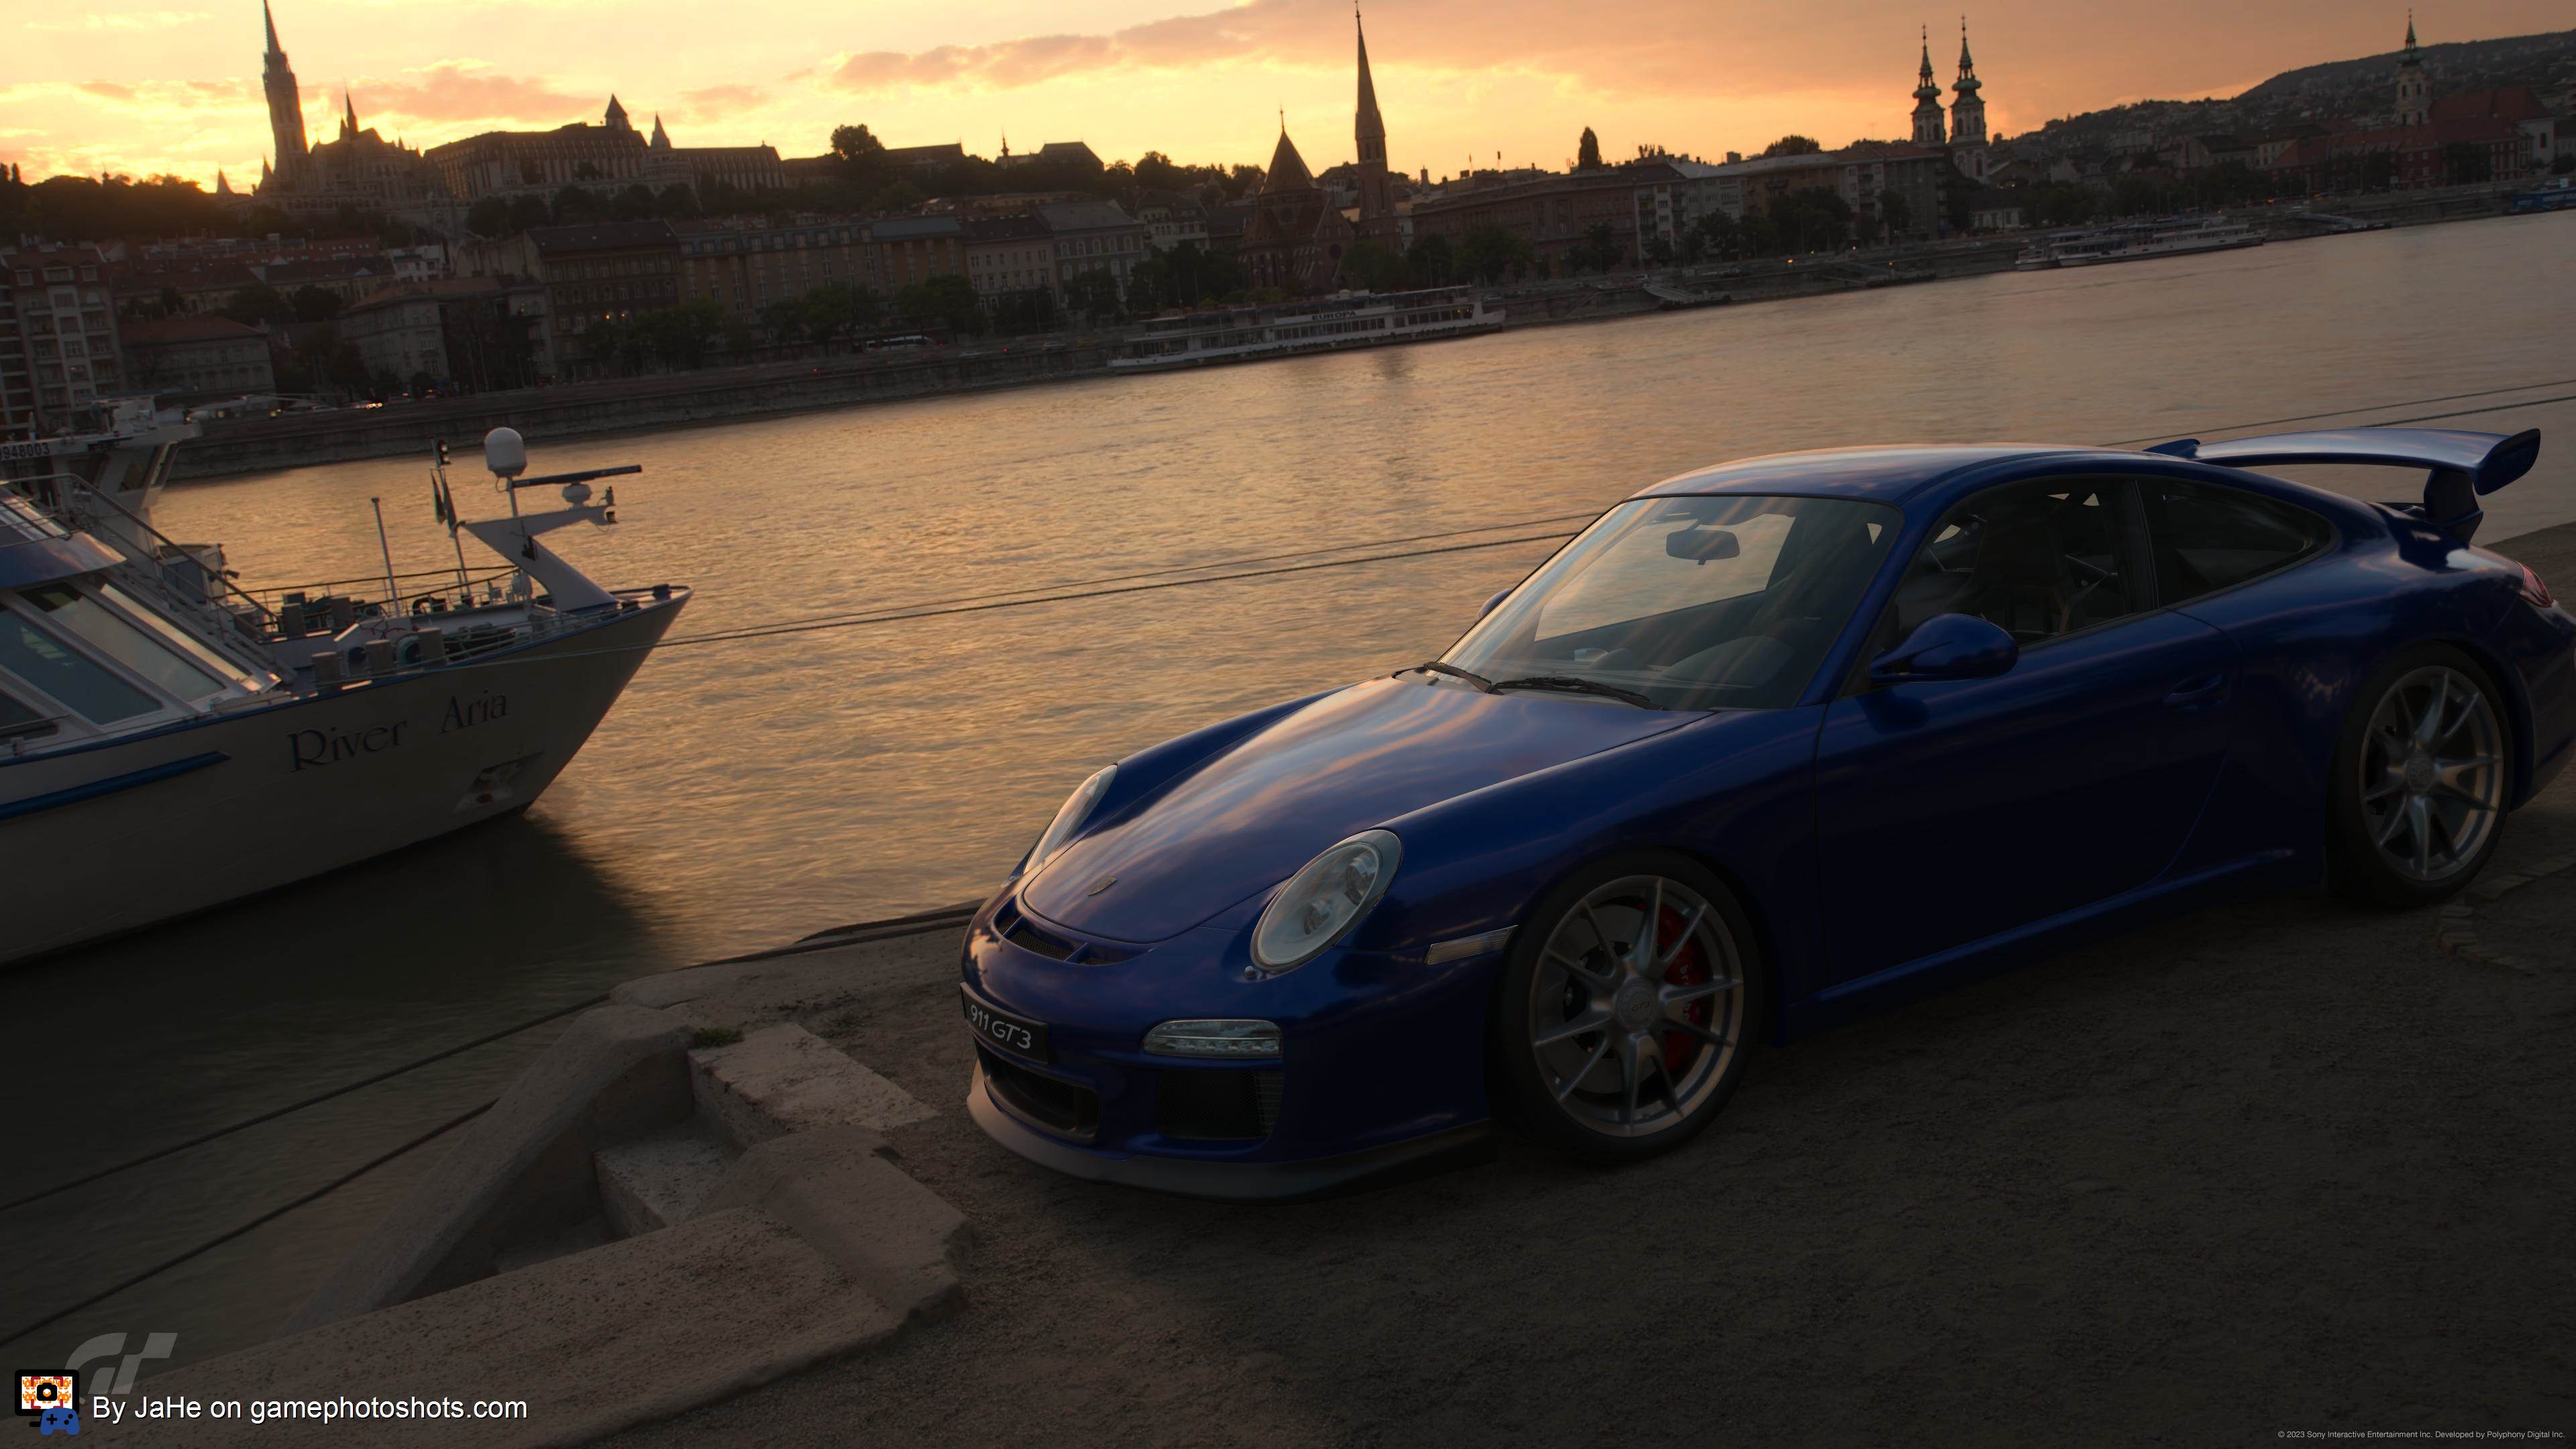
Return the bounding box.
[1886,480,2146,647]
[0,684,57,741]
[0,610,159,724]
[2143,480,2332,605]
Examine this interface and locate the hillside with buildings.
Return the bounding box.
[2013,25,2576,157]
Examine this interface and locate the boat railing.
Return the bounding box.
[15,470,282,635]
[262,590,594,683]
[238,564,525,630]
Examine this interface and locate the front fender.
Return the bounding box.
[1352,706,1825,1002]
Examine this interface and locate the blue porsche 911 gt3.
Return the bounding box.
[961,427,2575,1199]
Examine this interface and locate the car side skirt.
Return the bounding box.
[1782,849,2304,1039]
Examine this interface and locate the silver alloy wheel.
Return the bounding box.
[1526,874,1746,1139]
[2360,664,2504,883]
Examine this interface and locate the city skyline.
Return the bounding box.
[6,0,2569,192]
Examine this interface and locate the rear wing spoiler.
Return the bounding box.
[2147,428,2541,543]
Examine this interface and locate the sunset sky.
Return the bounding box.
[5,1,2567,191]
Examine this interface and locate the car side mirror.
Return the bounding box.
[1479,588,1512,619]
[1869,613,2019,683]
[1664,525,1741,564]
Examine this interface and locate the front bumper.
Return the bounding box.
[968,1060,1494,1202]
[957,890,1503,1201]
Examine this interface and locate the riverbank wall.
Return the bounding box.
[170,341,1114,480]
[170,241,2027,482]
[166,196,2535,482]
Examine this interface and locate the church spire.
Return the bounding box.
[260,0,306,165]
[1911,25,1947,145]
[1355,5,1385,146]
[649,112,671,150]
[1352,3,1396,246]
[341,85,358,138]
[1948,15,1987,147]
[2394,10,2429,126]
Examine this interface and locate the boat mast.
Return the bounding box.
[369,495,400,612]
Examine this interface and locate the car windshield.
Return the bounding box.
[1442,494,1899,710]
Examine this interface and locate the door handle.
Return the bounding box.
[2163,672,2231,708]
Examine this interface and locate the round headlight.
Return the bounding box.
[1250,829,1401,973]
[1027,765,1115,874]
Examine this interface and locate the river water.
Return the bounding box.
[8,212,2573,1369]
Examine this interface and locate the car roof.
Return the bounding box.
[1627,445,2163,505]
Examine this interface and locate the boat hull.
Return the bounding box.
[0,592,688,965]
[2053,233,2267,267]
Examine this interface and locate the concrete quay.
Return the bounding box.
[138,932,981,1449]
[128,521,2576,1446]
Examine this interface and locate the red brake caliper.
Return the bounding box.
[1658,904,1707,1073]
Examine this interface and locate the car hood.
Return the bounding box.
[1020,676,1693,942]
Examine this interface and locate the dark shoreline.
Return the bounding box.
[170,189,2545,483]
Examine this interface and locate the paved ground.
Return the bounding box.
[606,525,2576,1449]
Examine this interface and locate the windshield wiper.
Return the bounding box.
[1411,661,1496,692]
[1492,675,1658,708]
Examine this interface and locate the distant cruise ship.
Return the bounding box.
[2015,216,2267,271]
[1110,286,1506,371]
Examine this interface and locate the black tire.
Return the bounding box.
[2326,643,2514,908]
[1491,851,1764,1164]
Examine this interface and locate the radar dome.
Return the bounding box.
[484,427,527,478]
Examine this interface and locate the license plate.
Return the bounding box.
[961,986,1051,1063]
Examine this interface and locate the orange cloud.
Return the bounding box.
[677,83,765,121]
[354,62,592,127]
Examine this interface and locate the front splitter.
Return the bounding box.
[966,1062,1495,1203]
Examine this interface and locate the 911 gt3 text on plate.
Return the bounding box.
[961,986,1050,1063]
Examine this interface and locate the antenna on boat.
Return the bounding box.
[368,496,400,615]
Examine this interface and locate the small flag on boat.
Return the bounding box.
[431,474,458,532]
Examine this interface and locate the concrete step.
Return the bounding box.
[150,1129,969,1449]
[490,1212,611,1275]
[690,1022,935,1154]
[595,1127,729,1238]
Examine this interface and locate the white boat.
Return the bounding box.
[1108,286,1505,371]
[0,420,688,965]
[2014,216,2267,271]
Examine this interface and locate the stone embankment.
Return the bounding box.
[171,343,1110,481]
[170,192,2538,482]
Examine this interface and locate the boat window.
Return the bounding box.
[0,684,57,741]
[18,584,228,701]
[0,610,160,724]
[94,583,266,690]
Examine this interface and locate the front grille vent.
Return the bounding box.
[994,896,1139,965]
[1155,1068,1285,1141]
[980,1046,1099,1141]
